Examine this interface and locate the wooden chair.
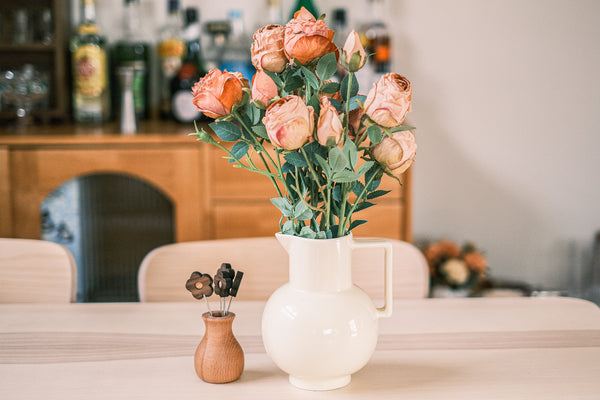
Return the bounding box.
[0,238,77,303]
[138,237,429,302]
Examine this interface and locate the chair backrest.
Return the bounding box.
[138,237,429,302]
[0,238,77,303]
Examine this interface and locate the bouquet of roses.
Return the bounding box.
[190,7,416,239]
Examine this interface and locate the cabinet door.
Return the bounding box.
[9,146,205,241]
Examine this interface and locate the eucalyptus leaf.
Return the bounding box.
[366,125,383,145]
[230,142,249,162]
[252,124,269,140]
[367,189,391,199]
[300,65,320,90]
[343,140,358,169]
[299,226,316,239]
[329,146,348,173]
[271,197,293,217]
[284,152,308,168]
[282,220,295,235]
[209,121,242,142]
[321,81,340,94]
[316,52,338,81]
[349,219,368,230]
[332,170,359,183]
[340,72,359,102]
[294,201,313,221]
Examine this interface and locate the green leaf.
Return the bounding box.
[315,154,331,177]
[367,189,391,199]
[329,147,348,173]
[340,73,359,102]
[230,142,249,162]
[355,201,375,212]
[300,65,320,90]
[315,231,328,239]
[316,52,338,81]
[246,103,261,125]
[284,74,304,94]
[284,152,308,168]
[299,226,316,239]
[356,161,375,177]
[332,170,359,183]
[321,81,340,94]
[349,219,368,230]
[282,220,295,235]
[307,94,320,112]
[294,201,313,221]
[209,121,242,142]
[367,125,383,145]
[367,178,382,191]
[352,181,365,196]
[391,125,416,133]
[349,95,366,111]
[271,197,293,217]
[343,139,358,169]
[252,124,269,140]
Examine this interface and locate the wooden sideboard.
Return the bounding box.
[0,121,412,242]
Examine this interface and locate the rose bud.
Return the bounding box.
[263,95,314,150]
[372,130,417,178]
[252,69,279,107]
[317,97,343,146]
[341,30,367,72]
[192,68,245,119]
[251,24,288,73]
[283,7,337,65]
[364,73,412,128]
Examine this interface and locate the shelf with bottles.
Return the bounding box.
[0,0,70,125]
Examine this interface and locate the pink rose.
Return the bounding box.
[252,70,278,107]
[372,130,417,177]
[317,97,343,146]
[192,69,245,119]
[283,7,337,65]
[364,73,412,128]
[251,25,288,73]
[263,95,314,150]
[341,30,367,72]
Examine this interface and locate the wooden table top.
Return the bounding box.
[1,297,599,399]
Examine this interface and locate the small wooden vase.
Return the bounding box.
[194,311,244,384]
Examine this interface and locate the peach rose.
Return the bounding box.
[464,252,487,274]
[251,24,288,73]
[192,69,245,119]
[372,130,417,177]
[263,95,314,150]
[283,7,337,65]
[364,73,412,128]
[252,70,278,107]
[342,30,367,72]
[317,97,343,146]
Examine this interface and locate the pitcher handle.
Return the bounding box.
[352,238,393,318]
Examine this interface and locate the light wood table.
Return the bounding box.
[1,297,599,399]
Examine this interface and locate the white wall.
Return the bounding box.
[81,0,600,292]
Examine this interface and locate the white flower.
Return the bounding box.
[441,258,469,285]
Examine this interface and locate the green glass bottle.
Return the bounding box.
[170,7,208,123]
[112,0,151,120]
[70,0,111,123]
[289,0,319,19]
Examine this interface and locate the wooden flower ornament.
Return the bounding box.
[185,272,214,299]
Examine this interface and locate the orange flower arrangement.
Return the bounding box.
[190,7,417,239]
[424,240,488,294]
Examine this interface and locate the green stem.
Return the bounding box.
[340,167,381,233]
[300,147,328,231]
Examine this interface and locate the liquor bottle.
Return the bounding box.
[265,0,283,26]
[157,0,185,119]
[356,0,391,90]
[70,0,111,123]
[288,0,319,20]
[170,7,207,123]
[112,0,151,120]
[204,21,229,72]
[331,8,348,48]
[219,10,254,82]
